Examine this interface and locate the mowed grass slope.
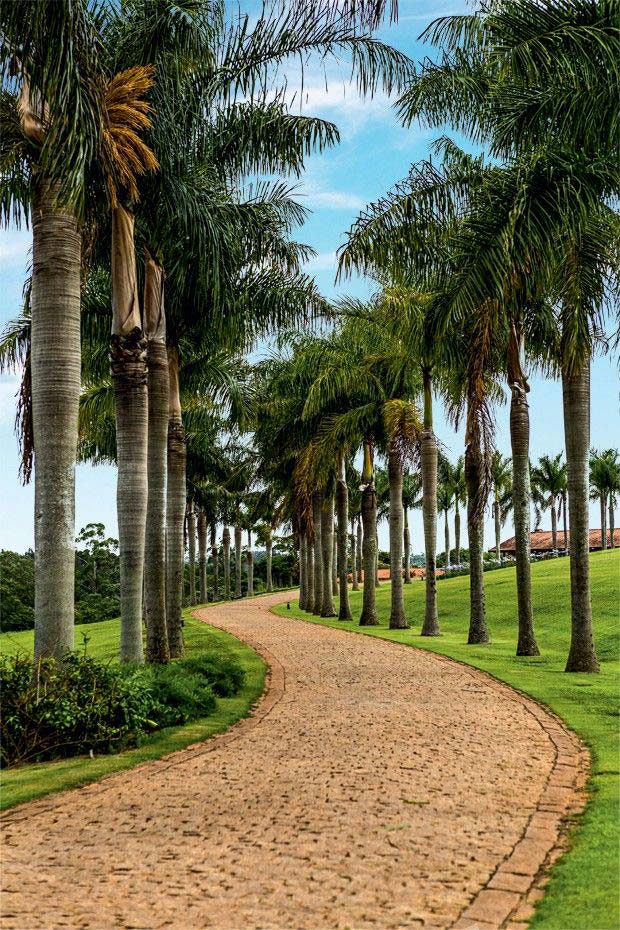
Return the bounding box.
[0,611,266,811]
[274,549,620,930]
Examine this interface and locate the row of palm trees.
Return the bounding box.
[0,0,409,662]
[1,1,618,677]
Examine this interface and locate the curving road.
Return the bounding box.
[1,591,586,930]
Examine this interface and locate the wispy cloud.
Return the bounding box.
[303,190,363,211]
[303,251,338,273]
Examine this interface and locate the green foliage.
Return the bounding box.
[0,550,34,631]
[0,646,244,769]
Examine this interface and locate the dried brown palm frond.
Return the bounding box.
[100,65,159,207]
[383,398,422,466]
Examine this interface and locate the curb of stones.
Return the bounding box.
[273,605,591,930]
[0,599,289,827]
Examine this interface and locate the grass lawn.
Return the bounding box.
[0,608,266,812]
[274,549,620,930]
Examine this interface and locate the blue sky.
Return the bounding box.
[1,0,618,554]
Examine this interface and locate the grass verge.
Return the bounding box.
[273,549,620,930]
[0,608,266,812]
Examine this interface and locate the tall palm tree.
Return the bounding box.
[402,470,422,581]
[590,449,619,550]
[450,457,466,565]
[436,483,452,571]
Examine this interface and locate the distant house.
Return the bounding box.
[348,567,444,581]
[496,529,619,556]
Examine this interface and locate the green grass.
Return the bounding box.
[0,608,266,811]
[274,549,620,930]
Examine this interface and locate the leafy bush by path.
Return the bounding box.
[0,649,245,769]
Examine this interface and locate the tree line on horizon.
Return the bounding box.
[0,0,618,675]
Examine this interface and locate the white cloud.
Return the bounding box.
[304,251,338,273]
[303,190,364,210]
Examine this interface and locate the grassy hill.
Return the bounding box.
[275,549,620,930]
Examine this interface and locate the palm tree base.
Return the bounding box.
[359,612,380,626]
[565,648,600,673]
[516,635,540,657]
[389,615,410,629]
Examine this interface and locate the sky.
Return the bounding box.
[1,0,618,556]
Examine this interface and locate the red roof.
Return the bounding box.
[498,529,619,552]
[348,567,444,580]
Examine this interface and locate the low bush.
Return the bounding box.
[0,649,245,769]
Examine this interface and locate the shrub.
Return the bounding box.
[0,653,156,768]
[179,654,245,697]
[137,664,216,728]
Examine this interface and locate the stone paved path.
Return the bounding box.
[1,592,586,930]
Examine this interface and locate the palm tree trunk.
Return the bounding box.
[246,528,254,596]
[234,519,242,597]
[562,492,568,551]
[551,502,559,555]
[600,494,607,550]
[609,500,615,549]
[210,522,219,601]
[403,508,411,583]
[165,346,186,658]
[298,533,307,609]
[31,184,80,661]
[444,507,451,570]
[351,519,359,591]
[359,440,379,626]
[187,499,197,605]
[312,493,324,614]
[332,530,338,596]
[266,526,273,592]
[465,438,489,645]
[336,453,352,620]
[493,499,501,564]
[356,519,363,585]
[454,502,461,565]
[222,526,231,599]
[509,381,539,655]
[305,529,315,613]
[143,254,169,663]
[197,511,207,605]
[320,496,336,617]
[388,447,408,629]
[563,363,599,672]
[111,206,146,663]
[421,453,440,633]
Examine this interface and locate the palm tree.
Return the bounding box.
[590,449,619,550]
[450,457,466,565]
[402,470,422,581]
[336,451,353,620]
[532,454,567,555]
[436,483,452,571]
[1,4,156,660]
[490,452,512,564]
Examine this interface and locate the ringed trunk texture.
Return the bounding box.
[197,513,207,605]
[143,254,169,663]
[563,364,599,672]
[359,486,379,625]
[305,532,315,613]
[465,442,489,645]
[234,522,242,597]
[454,505,461,565]
[388,448,408,629]
[332,530,338,596]
[320,496,336,617]
[187,500,197,606]
[312,493,324,615]
[336,458,352,620]
[210,523,219,601]
[266,527,273,592]
[551,503,558,555]
[509,385,539,656]
[246,528,254,596]
[32,184,81,660]
[165,347,186,658]
[111,205,146,663]
[356,520,363,585]
[420,428,440,635]
[403,510,411,583]
[222,526,231,599]
[600,495,607,551]
[351,520,359,591]
[298,534,307,609]
[445,508,451,570]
